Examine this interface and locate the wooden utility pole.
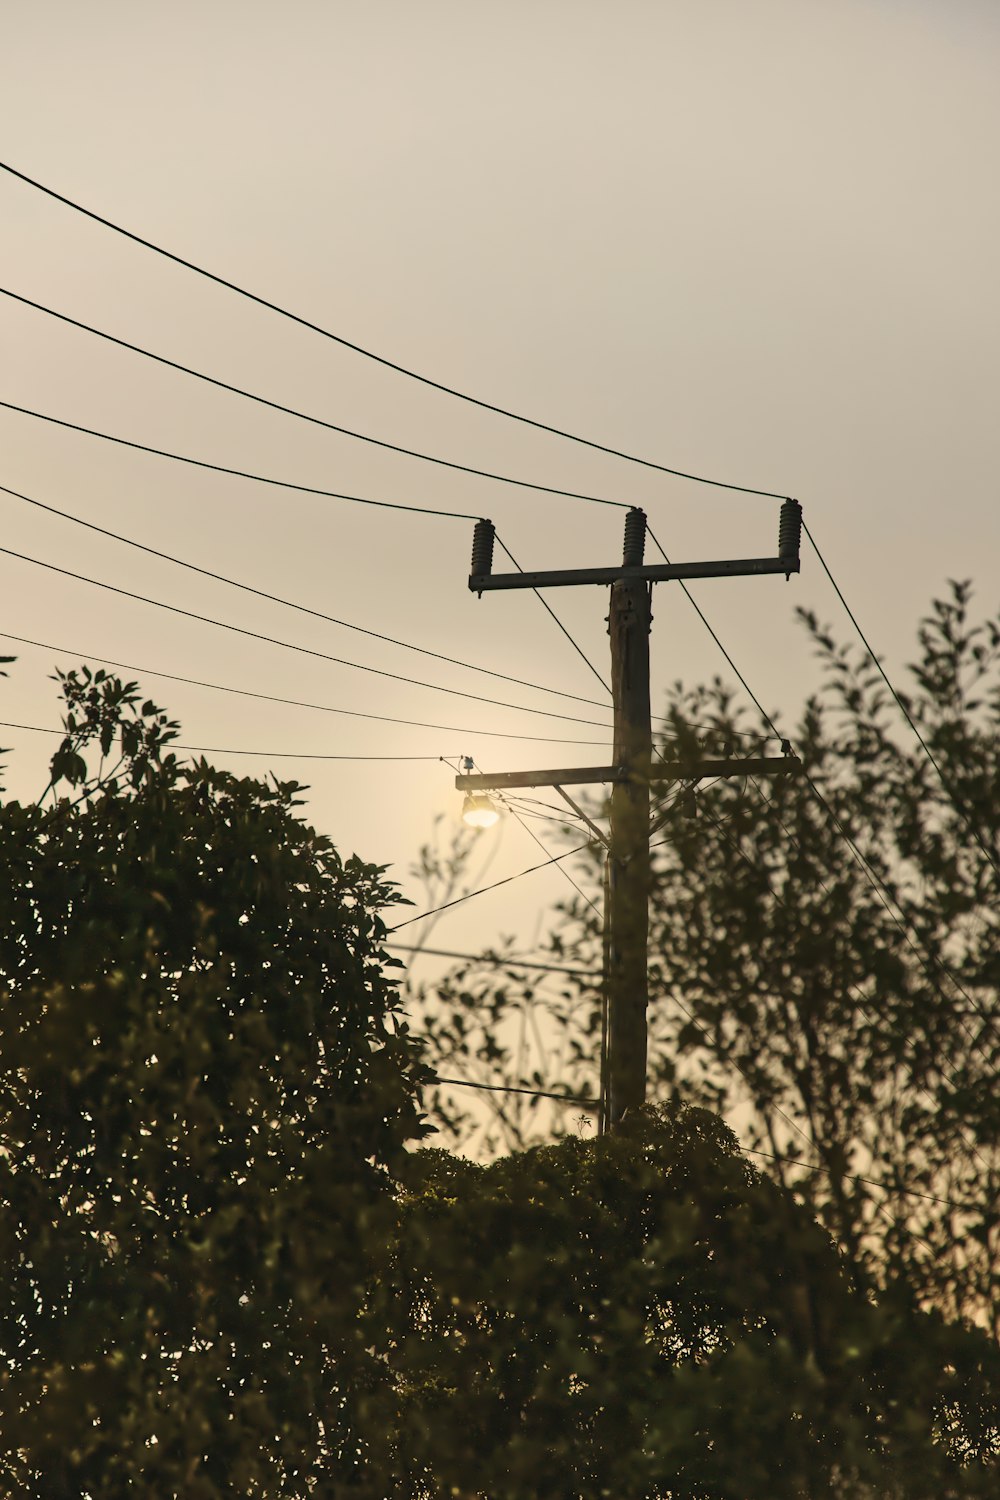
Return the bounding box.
[606,508,652,1125]
[458,500,802,1131]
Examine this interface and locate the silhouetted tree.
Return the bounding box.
[0,667,428,1496]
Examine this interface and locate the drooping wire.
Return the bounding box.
[0,481,616,710]
[803,519,998,878]
[428,1080,970,1211]
[646,522,778,729]
[695,790,991,1174]
[469,757,600,918]
[387,841,593,932]
[746,772,997,1050]
[0,291,628,511]
[0,631,613,747]
[494,534,612,696]
[642,785,820,1164]
[0,480,764,740]
[387,942,596,978]
[646,522,987,1029]
[0,720,459,761]
[0,160,790,501]
[0,547,615,729]
[741,1146,968,1213]
[433,1077,598,1107]
[0,399,484,522]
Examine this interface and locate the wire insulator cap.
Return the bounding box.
[622,508,647,567]
[470,519,495,595]
[778,498,802,579]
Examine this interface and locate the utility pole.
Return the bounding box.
[458,500,802,1131]
[606,508,652,1127]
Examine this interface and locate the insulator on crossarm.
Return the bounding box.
[778,498,802,580]
[622,508,647,567]
[470,518,495,595]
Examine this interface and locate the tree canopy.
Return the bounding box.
[2,585,998,1497]
[371,1102,1000,1498]
[413,583,1000,1330]
[0,667,428,1495]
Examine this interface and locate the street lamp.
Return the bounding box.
[462,792,500,830]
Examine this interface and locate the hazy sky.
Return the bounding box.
[2,0,998,967]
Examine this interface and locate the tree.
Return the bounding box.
[0,667,429,1496]
[411,584,1000,1328]
[370,1102,1000,1498]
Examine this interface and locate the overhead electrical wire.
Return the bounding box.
[392,783,704,939]
[0,720,457,761]
[0,546,616,729]
[696,791,992,1173]
[469,756,600,918]
[6,178,986,1012]
[0,484,719,739]
[387,841,592,933]
[0,289,629,511]
[494,533,612,696]
[0,632,612,746]
[803,519,998,878]
[0,481,617,712]
[0,399,485,521]
[746,773,994,1037]
[4,164,987,1213]
[0,160,789,502]
[647,522,779,731]
[740,1146,968,1213]
[433,1077,598,1107]
[385,943,596,979]
[644,521,990,1050]
[426,1082,969,1212]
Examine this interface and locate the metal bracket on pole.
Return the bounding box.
[553,785,612,850]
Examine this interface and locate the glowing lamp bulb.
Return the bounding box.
[462,792,500,830]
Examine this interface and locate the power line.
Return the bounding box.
[0,481,616,711]
[0,482,764,740]
[0,632,613,746]
[0,159,790,502]
[647,522,779,731]
[0,399,482,522]
[389,788,697,954]
[387,841,592,933]
[744,773,997,1067]
[742,1146,968,1213]
[432,1076,598,1107]
[646,522,987,1030]
[0,288,628,511]
[0,546,616,729]
[0,720,456,761]
[803,520,998,878]
[495,534,612,696]
[424,1079,970,1211]
[471,756,601,918]
[386,943,596,979]
[696,791,992,1173]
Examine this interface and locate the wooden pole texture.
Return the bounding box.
[606,510,652,1129]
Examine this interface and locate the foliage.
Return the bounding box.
[370,1103,1000,1498]
[411,584,1000,1330]
[0,667,429,1496]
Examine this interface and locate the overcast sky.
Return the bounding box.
[2,0,998,969]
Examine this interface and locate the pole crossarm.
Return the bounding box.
[455,755,799,792]
[470,554,798,592]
